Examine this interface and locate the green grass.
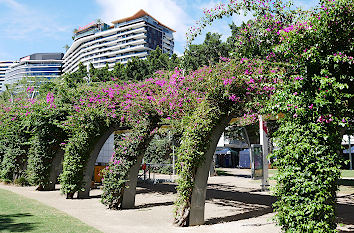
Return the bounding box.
[268,169,278,176]
[0,188,101,233]
[341,169,354,178]
[268,169,354,178]
[215,168,231,176]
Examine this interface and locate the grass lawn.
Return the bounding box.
[0,188,101,233]
[341,169,354,178]
[268,169,354,178]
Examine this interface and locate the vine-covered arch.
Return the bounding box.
[0,0,352,232]
[0,57,286,212]
[75,126,121,198]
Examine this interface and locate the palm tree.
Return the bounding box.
[72,28,78,40]
[63,44,70,52]
[96,18,102,25]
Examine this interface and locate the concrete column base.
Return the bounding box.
[121,155,143,208]
[43,150,64,191]
[78,127,117,199]
[188,115,232,226]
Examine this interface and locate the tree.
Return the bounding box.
[111,62,125,80]
[147,46,170,72]
[96,18,102,24]
[124,57,149,81]
[88,63,96,81]
[183,32,230,70]
[63,44,70,52]
[63,62,87,86]
[97,63,111,82]
[72,28,78,40]
[182,0,353,231]
[168,53,180,70]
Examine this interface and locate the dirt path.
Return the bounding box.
[1,168,353,233]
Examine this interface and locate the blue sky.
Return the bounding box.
[0,0,318,61]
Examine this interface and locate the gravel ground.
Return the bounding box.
[1,168,353,233]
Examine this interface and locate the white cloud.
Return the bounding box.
[199,0,218,10]
[0,0,25,11]
[95,0,192,44]
[293,0,317,10]
[174,50,183,57]
[232,10,254,26]
[0,0,70,40]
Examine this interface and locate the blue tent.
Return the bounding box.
[215,148,233,155]
[239,149,250,168]
[343,146,354,153]
[215,148,238,167]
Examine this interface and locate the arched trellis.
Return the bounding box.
[0,1,351,232]
[77,126,121,198]
[4,42,339,229]
[31,58,281,219]
[50,111,260,219]
[183,114,234,226]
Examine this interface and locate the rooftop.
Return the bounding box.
[111,9,176,32]
[75,22,99,34]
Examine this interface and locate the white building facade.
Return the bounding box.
[3,53,63,91]
[63,9,175,73]
[0,61,14,92]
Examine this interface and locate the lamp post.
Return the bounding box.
[349,135,352,170]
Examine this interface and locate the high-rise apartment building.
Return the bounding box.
[3,53,63,91]
[0,61,14,92]
[63,9,175,73]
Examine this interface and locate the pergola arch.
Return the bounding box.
[4,56,285,224]
[78,126,122,198]
[187,114,234,225]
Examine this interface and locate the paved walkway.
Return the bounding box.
[1,168,353,233]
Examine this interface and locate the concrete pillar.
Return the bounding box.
[44,150,64,191]
[209,155,216,177]
[259,115,269,191]
[78,127,117,198]
[121,155,144,208]
[189,115,232,226]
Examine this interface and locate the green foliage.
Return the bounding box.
[124,57,150,81]
[14,176,29,186]
[265,0,353,231]
[147,46,180,72]
[0,121,29,181]
[271,122,341,232]
[175,101,225,226]
[144,131,173,174]
[59,116,108,196]
[101,122,158,208]
[111,62,125,80]
[69,47,181,82]
[185,0,353,231]
[0,2,351,231]
[89,63,111,82]
[63,62,88,87]
[184,32,230,70]
[26,110,67,189]
[59,131,92,196]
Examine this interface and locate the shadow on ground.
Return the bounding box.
[0,213,37,232]
[204,183,275,225]
[337,194,354,232]
[135,181,275,225]
[216,170,252,178]
[89,180,354,228]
